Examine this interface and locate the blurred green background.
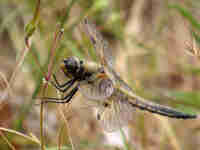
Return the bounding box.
[0,0,200,150]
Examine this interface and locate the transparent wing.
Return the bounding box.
[80,18,113,67]
[96,89,135,132]
[96,88,197,132]
[80,17,197,120]
[109,73,197,119]
[80,17,133,86]
[79,76,114,100]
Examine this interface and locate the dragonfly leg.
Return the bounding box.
[41,85,79,104]
[51,74,77,93]
[52,74,69,88]
[60,79,76,93]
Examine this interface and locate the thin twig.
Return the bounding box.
[58,105,76,150]
[0,131,16,150]
[0,72,13,102]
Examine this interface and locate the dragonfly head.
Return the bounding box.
[60,56,83,78]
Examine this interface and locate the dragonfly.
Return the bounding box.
[42,17,197,132]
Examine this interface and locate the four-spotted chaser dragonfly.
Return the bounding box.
[42,17,197,132]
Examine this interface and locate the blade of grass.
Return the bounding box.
[46,146,72,150]
[0,72,13,101]
[25,0,40,46]
[59,0,80,28]
[0,127,41,145]
[166,90,200,110]
[7,0,42,102]
[169,4,200,31]
[119,128,129,150]
[40,93,45,150]
[0,131,16,150]
[58,105,76,150]
[156,117,181,150]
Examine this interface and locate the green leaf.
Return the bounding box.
[167,90,200,110]
[169,4,200,31]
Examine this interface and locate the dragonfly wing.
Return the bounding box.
[96,89,135,132]
[79,77,114,100]
[80,17,132,86]
[80,18,114,71]
[101,66,197,119]
[97,88,197,132]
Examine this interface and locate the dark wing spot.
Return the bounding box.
[97,113,101,120]
[103,102,109,108]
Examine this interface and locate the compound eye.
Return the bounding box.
[80,60,83,64]
[65,58,75,67]
[63,59,68,65]
[64,57,80,74]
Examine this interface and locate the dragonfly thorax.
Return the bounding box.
[60,56,93,80]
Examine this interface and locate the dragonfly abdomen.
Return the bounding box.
[129,98,197,119]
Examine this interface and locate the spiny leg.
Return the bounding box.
[52,78,76,93]
[42,85,79,104]
[52,74,70,88]
[50,79,73,91]
[59,79,76,93]
[51,74,77,93]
